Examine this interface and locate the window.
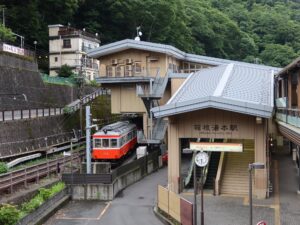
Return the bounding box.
[102,139,109,148]
[63,39,71,48]
[134,62,142,73]
[128,132,132,140]
[111,139,118,148]
[106,66,113,77]
[54,57,58,62]
[94,139,102,148]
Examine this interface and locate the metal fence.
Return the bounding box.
[63,150,160,185]
[0,151,84,193]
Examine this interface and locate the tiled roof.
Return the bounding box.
[87,39,280,71]
[152,63,274,118]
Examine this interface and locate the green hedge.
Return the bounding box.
[0,182,65,225]
[0,162,8,174]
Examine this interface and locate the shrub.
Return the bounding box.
[39,188,52,201]
[59,64,73,78]
[49,182,65,197]
[0,162,8,174]
[0,204,20,225]
[21,195,44,214]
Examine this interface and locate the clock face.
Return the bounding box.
[195,152,209,167]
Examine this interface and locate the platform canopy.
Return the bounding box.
[152,63,274,118]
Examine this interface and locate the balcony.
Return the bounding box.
[58,28,100,40]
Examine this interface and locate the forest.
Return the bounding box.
[1,0,300,67]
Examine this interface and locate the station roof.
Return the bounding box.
[151,63,274,118]
[87,39,280,71]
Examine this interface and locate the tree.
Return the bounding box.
[59,64,73,78]
[260,44,297,67]
[0,24,15,41]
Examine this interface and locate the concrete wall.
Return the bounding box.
[72,160,157,200]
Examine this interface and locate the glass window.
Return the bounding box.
[102,139,109,147]
[94,139,102,148]
[63,39,71,48]
[128,132,132,140]
[135,62,142,73]
[106,66,113,77]
[111,139,118,148]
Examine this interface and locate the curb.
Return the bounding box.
[153,206,174,225]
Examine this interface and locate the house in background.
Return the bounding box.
[48,24,100,80]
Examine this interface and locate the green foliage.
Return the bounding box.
[0,162,8,174]
[89,80,100,87]
[49,182,65,196]
[39,188,52,200]
[0,204,20,225]
[21,194,44,214]
[3,0,300,67]
[59,64,74,78]
[0,24,15,42]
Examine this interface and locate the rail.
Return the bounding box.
[276,107,300,128]
[0,151,84,193]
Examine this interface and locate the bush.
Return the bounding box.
[49,182,65,197]
[0,162,8,174]
[21,195,44,214]
[39,188,52,201]
[0,204,20,225]
[58,64,73,78]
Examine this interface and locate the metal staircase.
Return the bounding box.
[137,70,170,144]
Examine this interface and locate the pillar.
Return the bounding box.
[168,117,180,193]
[254,119,267,199]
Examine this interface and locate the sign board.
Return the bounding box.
[195,152,209,167]
[3,43,24,56]
[256,221,267,225]
[190,142,243,152]
[63,151,71,156]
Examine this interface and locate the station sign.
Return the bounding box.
[190,142,243,152]
[3,43,24,56]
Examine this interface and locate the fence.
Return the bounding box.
[0,89,108,121]
[62,150,160,200]
[40,73,77,86]
[0,151,84,193]
[0,107,63,122]
[157,185,193,225]
[63,150,160,185]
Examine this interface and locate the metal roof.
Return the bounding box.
[87,39,280,71]
[152,63,274,118]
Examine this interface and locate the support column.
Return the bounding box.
[254,118,267,199]
[167,117,180,193]
[143,113,148,139]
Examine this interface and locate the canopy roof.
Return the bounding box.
[152,63,274,118]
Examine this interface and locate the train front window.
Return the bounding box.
[111,139,118,148]
[102,139,109,148]
[94,139,102,148]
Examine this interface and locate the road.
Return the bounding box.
[44,167,167,225]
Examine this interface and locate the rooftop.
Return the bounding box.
[152,63,274,118]
[87,39,280,71]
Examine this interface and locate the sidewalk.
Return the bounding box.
[179,147,300,225]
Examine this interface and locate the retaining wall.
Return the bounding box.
[72,160,157,200]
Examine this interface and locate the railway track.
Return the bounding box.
[0,151,84,194]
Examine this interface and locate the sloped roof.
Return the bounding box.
[152,63,274,118]
[87,39,280,71]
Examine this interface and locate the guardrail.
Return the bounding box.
[276,107,300,128]
[0,107,63,122]
[0,151,84,193]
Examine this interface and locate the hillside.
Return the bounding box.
[1,0,300,67]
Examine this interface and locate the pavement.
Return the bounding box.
[43,147,300,225]
[44,168,168,225]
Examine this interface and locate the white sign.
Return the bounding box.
[195,152,209,167]
[63,151,71,156]
[3,43,24,56]
[190,142,243,152]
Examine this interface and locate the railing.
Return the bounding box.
[41,73,77,86]
[101,67,160,78]
[276,107,300,128]
[0,151,84,193]
[63,150,160,185]
[0,107,63,122]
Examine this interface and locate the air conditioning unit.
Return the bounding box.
[112,59,118,65]
[126,58,133,64]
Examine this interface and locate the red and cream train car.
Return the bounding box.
[92,121,137,160]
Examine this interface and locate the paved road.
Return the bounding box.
[44,167,167,225]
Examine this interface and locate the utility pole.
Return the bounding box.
[2,6,5,27]
[86,105,91,174]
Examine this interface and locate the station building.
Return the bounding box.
[275,57,300,193]
[88,39,279,198]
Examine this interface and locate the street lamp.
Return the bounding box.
[249,162,265,225]
[33,40,37,57]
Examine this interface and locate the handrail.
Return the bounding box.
[215,152,225,195]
